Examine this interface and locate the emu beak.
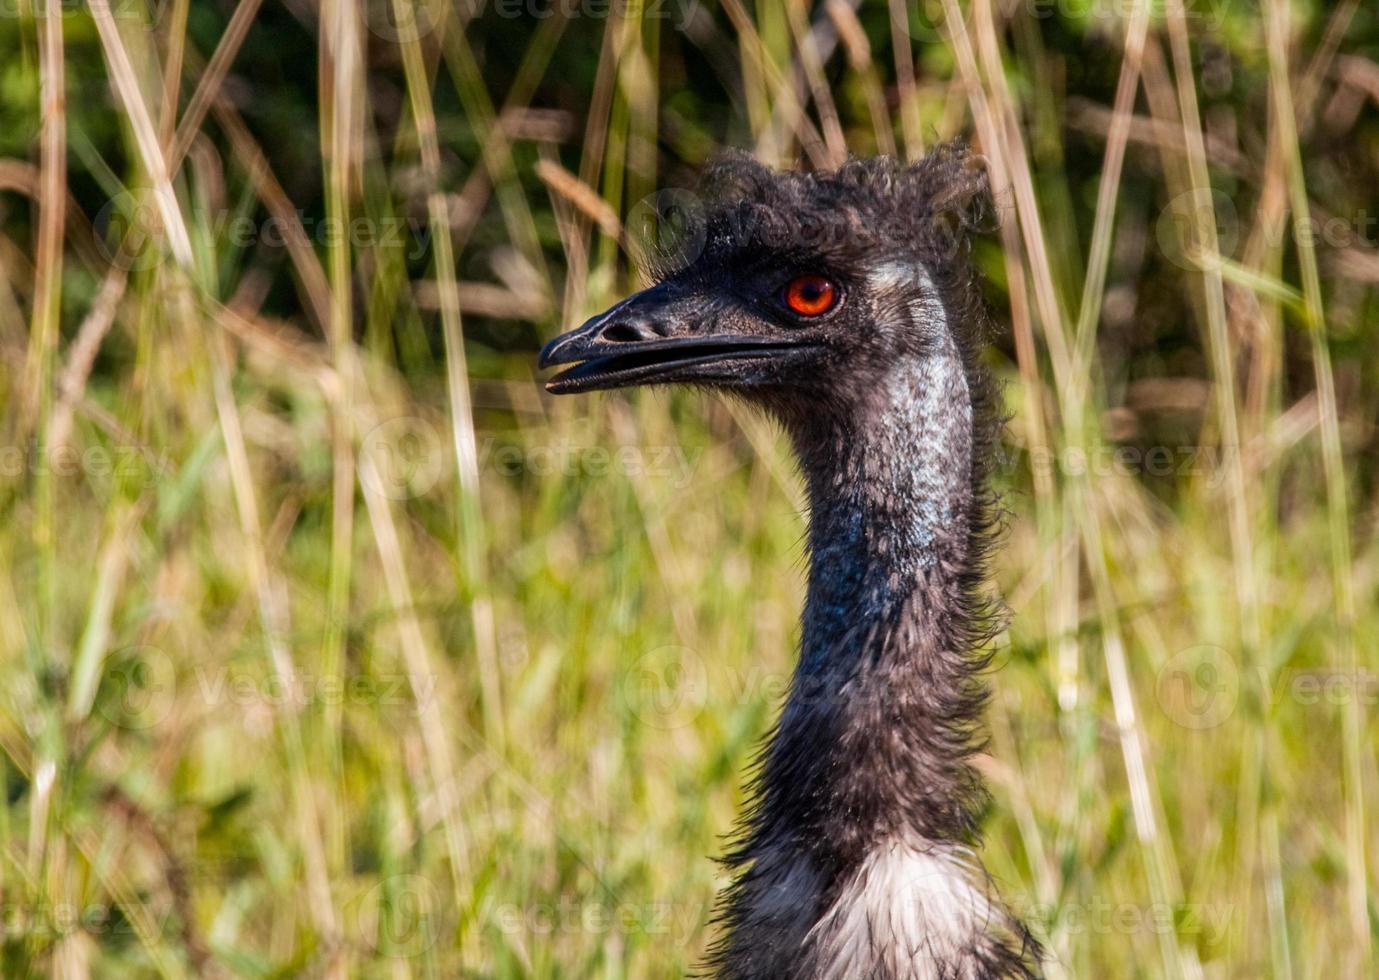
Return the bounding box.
[540,284,818,394]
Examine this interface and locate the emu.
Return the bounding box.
[540,145,1041,979]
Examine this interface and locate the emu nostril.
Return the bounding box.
[600,319,666,343]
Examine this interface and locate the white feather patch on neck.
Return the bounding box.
[808,839,999,980]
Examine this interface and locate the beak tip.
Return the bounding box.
[538,332,576,371]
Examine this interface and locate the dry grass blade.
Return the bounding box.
[88,0,193,267]
[357,443,474,929]
[66,499,148,722]
[168,0,266,174]
[204,312,340,942]
[392,0,506,760]
[718,0,830,165]
[959,0,1071,391]
[48,265,128,454]
[1071,0,1151,390]
[534,158,622,239]
[21,0,67,899]
[209,93,333,329]
[957,3,1200,975]
[317,6,362,974]
[827,0,897,156]
[157,0,190,149]
[885,0,922,158]
[1161,2,1278,968]
[437,13,557,295]
[777,0,849,166]
[1265,1,1369,971]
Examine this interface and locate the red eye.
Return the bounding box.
[783,275,838,317]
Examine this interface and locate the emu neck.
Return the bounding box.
[712,272,1036,980]
[764,344,985,860]
[799,351,974,669]
[711,342,1010,980]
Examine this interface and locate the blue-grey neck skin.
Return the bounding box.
[711,268,1039,979]
[797,344,973,673]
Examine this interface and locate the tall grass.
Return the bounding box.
[0,0,1376,976]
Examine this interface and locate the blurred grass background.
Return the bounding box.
[0,0,1377,976]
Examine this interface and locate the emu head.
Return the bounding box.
[540,144,993,437]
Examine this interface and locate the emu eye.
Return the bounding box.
[782,275,838,317]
